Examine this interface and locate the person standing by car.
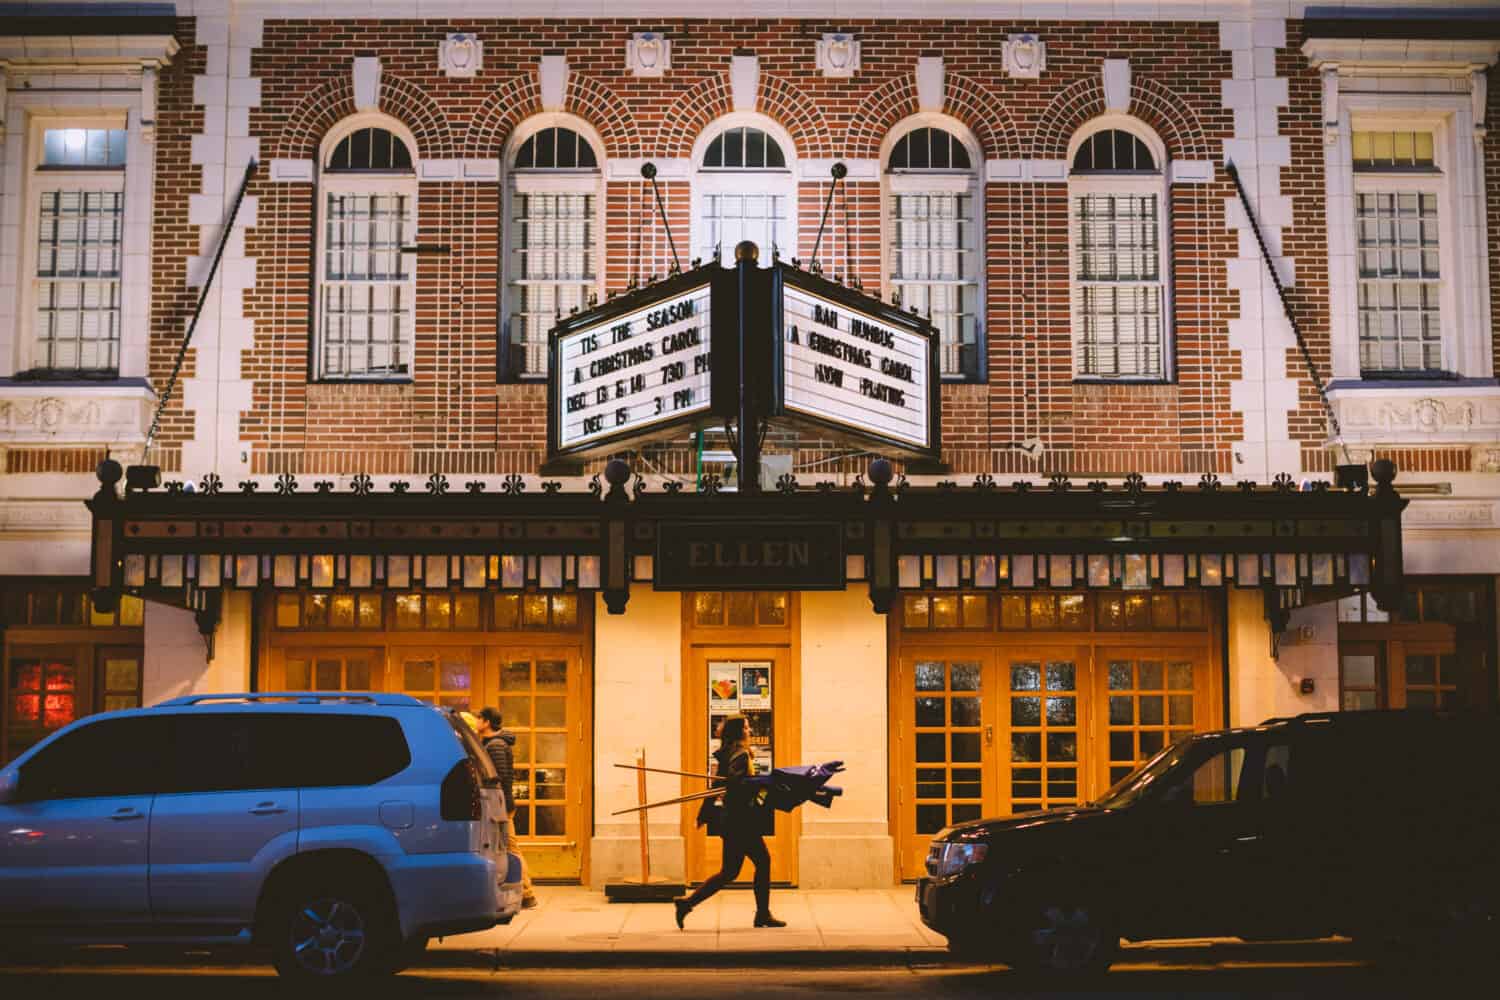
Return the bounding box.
[674,714,784,929]
[476,707,537,909]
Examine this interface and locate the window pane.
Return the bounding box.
[1073,191,1165,378]
[1356,189,1441,373]
[34,188,124,373]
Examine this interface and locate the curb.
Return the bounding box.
[423,948,953,970]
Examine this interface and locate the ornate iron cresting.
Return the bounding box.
[87,459,1407,631]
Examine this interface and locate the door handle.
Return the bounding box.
[110,807,144,821]
[984,725,994,748]
[249,802,288,816]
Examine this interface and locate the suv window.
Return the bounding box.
[447,712,499,784]
[167,713,410,793]
[19,716,169,801]
[1161,745,1250,806]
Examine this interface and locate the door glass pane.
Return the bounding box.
[346,659,371,690]
[537,660,567,692]
[315,659,340,689]
[950,697,981,726]
[915,661,944,690]
[502,660,531,691]
[285,658,311,690]
[950,662,981,691]
[534,697,566,727]
[498,695,531,727]
[1406,655,1436,685]
[404,659,435,692]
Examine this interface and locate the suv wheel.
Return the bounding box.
[1008,902,1116,977]
[269,880,397,979]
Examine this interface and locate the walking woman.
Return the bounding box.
[674,715,785,929]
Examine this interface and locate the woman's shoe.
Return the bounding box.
[673,896,692,930]
[753,912,787,928]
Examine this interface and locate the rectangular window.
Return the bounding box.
[508,191,595,378]
[33,187,125,374]
[1355,192,1441,373]
[889,191,979,379]
[40,128,127,169]
[1072,192,1166,379]
[699,193,788,268]
[318,190,412,378]
[1351,130,1435,172]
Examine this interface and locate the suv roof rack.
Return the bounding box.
[156,692,427,707]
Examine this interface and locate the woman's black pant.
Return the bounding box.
[684,829,771,913]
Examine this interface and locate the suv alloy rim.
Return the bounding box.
[289,897,368,975]
[1032,904,1102,972]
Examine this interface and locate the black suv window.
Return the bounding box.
[19,716,170,801]
[166,713,410,793]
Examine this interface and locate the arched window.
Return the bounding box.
[1068,123,1171,380]
[693,119,795,267]
[883,120,982,380]
[316,119,418,380]
[504,122,603,379]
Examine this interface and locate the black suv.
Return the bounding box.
[917,711,1500,976]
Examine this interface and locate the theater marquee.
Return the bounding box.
[776,270,938,457]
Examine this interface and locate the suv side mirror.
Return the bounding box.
[0,769,18,804]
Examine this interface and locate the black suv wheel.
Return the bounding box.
[1005,900,1117,978]
[268,877,398,979]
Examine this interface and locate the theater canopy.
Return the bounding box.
[87,459,1407,640]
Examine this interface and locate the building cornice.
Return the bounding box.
[1302,38,1500,72]
[0,31,179,72]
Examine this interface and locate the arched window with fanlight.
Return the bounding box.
[315,117,418,380]
[1067,122,1172,380]
[882,120,983,380]
[503,121,603,379]
[693,118,796,267]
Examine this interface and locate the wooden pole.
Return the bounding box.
[611,787,723,816]
[614,762,717,781]
[636,749,650,884]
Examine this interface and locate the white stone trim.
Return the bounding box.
[269,157,314,182]
[351,55,380,113]
[1169,160,1216,184]
[915,56,943,113]
[1326,383,1500,446]
[729,53,759,113]
[418,158,502,182]
[799,158,877,181]
[1303,38,1500,73]
[0,382,156,446]
[1102,58,1131,113]
[538,53,567,111]
[0,33,179,71]
[1221,14,1301,480]
[606,157,690,182]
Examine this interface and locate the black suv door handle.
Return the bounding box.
[249,802,288,816]
[110,807,145,821]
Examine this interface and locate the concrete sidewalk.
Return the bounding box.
[429,886,949,967]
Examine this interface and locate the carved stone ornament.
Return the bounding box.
[439,33,483,79]
[1002,34,1046,80]
[626,32,671,77]
[1475,446,1500,474]
[1321,65,1340,146]
[816,33,860,78]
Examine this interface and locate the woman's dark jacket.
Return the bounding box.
[700,744,771,836]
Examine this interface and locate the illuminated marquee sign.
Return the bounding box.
[549,270,719,458]
[776,271,938,457]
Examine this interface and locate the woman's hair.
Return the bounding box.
[719,714,749,748]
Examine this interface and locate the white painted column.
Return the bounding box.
[589,586,686,885]
[1220,16,1301,480]
[1225,588,1338,727]
[798,586,893,888]
[141,589,252,705]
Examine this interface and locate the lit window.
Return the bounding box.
[695,122,794,267]
[316,123,417,379]
[885,124,981,380]
[505,124,601,379]
[1068,127,1171,380]
[1351,127,1444,375]
[31,126,127,374]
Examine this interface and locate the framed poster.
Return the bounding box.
[706,659,774,778]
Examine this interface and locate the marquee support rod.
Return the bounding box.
[809,162,848,273]
[640,162,683,273]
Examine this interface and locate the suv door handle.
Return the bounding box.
[110,807,145,821]
[249,802,288,816]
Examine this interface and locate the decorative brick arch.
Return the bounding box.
[844,72,1018,161]
[273,72,456,161]
[943,72,1021,161]
[1031,75,1212,162]
[465,73,641,160]
[844,75,919,159]
[464,75,541,159]
[652,74,733,159]
[757,72,835,159]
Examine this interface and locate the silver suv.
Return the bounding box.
[0,693,522,979]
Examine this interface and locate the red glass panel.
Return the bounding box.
[44,664,76,692]
[11,694,40,722]
[43,693,76,728]
[12,662,42,692]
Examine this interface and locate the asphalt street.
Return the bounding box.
[0,941,1488,998]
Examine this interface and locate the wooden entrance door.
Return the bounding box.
[1339,639,1465,710]
[685,646,799,885]
[489,646,589,881]
[391,645,480,712]
[1093,647,1213,791]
